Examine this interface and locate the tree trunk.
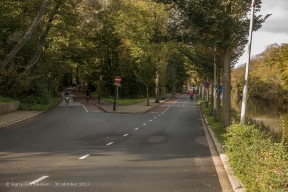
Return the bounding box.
[217,61,221,120]
[210,78,213,112]
[222,2,232,128]
[23,1,60,73]
[155,71,159,103]
[222,44,231,128]
[146,85,149,106]
[1,0,51,69]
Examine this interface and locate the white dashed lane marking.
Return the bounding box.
[79,154,90,160]
[123,134,129,137]
[106,142,114,146]
[29,176,49,185]
[135,128,139,130]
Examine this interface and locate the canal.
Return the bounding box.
[231,93,288,139]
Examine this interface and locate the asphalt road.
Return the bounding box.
[0,93,226,192]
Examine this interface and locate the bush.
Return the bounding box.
[0,96,15,104]
[19,97,59,111]
[224,124,288,191]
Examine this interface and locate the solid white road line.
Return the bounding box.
[123,134,129,137]
[106,142,114,146]
[82,104,88,113]
[79,154,90,160]
[29,176,49,185]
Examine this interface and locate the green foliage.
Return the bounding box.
[199,100,226,143]
[224,124,288,191]
[232,43,288,102]
[0,96,15,104]
[200,96,288,191]
[19,97,59,111]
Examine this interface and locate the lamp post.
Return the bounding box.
[240,0,256,124]
[98,75,103,103]
[47,71,51,92]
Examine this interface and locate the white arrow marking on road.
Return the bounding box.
[106,142,114,146]
[79,154,90,159]
[123,134,129,137]
[29,176,49,185]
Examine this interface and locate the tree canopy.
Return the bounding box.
[0,0,271,128]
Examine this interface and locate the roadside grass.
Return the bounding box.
[199,99,288,191]
[102,97,147,106]
[19,97,60,111]
[0,96,16,104]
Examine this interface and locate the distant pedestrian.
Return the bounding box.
[238,90,243,103]
[86,89,91,102]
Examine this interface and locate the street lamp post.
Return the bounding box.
[240,0,256,124]
[98,75,103,104]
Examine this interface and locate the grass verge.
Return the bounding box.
[102,97,147,106]
[199,100,288,191]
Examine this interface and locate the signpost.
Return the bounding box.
[113,76,121,111]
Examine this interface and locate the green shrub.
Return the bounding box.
[198,98,288,191]
[224,124,288,191]
[0,96,15,104]
[19,97,59,111]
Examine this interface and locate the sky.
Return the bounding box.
[235,0,288,68]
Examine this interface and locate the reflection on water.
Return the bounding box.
[231,93,288,138]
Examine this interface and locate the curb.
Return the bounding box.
[0,112,43,130]
[200,109,245,192]
[0,98,61,130]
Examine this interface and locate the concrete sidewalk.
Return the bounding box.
[0,111,43,129]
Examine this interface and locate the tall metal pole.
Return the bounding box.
[240,0,256,124]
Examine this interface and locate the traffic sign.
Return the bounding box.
[205,82,209,88]
[115,76,121,84]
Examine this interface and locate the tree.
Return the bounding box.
[1,0,51,70]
